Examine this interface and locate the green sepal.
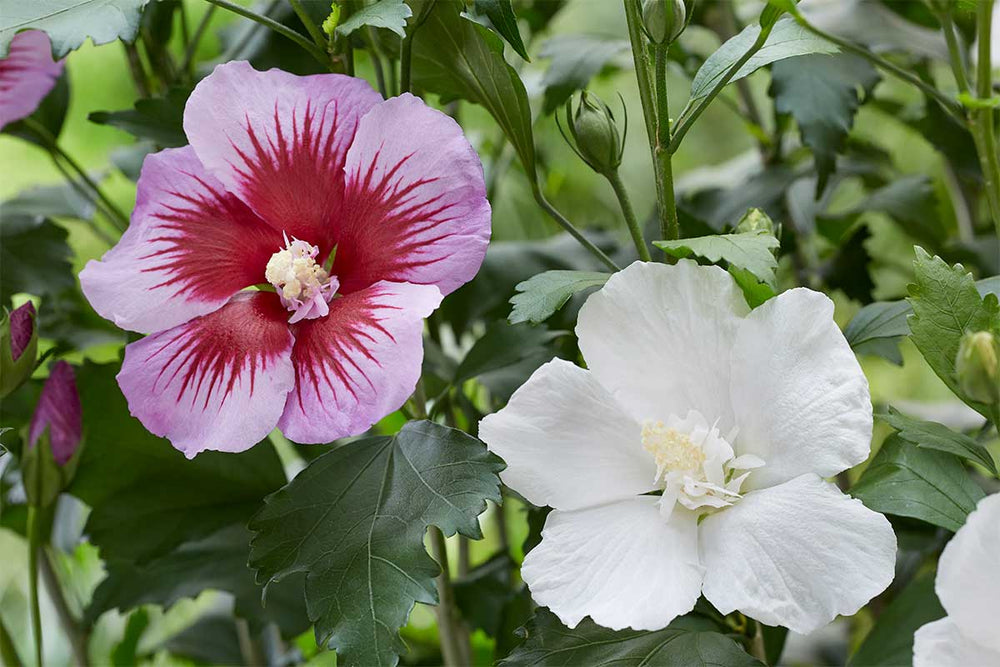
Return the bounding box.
[21,425,83,508]
[0,306,38,400]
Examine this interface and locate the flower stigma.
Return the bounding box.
[641,410,764,520]
[265,235,338,323]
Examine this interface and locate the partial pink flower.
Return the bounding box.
[0,31,64,130]
[9,301,36,361]
[28,361,82,466]
[80,62,491,457]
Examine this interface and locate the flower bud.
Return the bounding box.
[641,0,686,45]
[24,361,82,507]
[956,331,999,405]
[1,302,38,399]
[735,208,776,235]
[566,91,622,175]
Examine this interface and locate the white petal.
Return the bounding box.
[914,617,1000,667]
[479,359,655,511]
[576,260,749,430]
[521,497,704,631]
[729,288,872,490]
[700,474,896,635]
[935,493,1000,652]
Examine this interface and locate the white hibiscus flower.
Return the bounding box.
[913,493,1000,666]
[480,261,897,634]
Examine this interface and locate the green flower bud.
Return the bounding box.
[956,330,999,405]
[565,91,622,175]
[1,302,38,399]
[641,0,686,45]
[736,208,776,235]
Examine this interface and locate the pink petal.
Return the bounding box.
[183,61,382,251]
[117,292,295,458]
[80,146,285,334]
[278,281,442,443]
[9,301,36,361]
[0,31,63,130]
[28,361,81,465]
[335,93,491,296]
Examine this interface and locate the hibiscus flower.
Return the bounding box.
[480,261,896,634]
[0,30,64,130]
[913,493,1000,666]
[81,62,490,457]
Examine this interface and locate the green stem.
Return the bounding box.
[48,157,118,246]
[940,10,970,93]
[974,0,1000,241]
[39,552,88,667]
[793,14,964,123]
[748,621,767,663]
[204,0,330,67]
[121,43,151,97]
[22,117,129,232]
[288,0,327,49]
[532,186,620,270]
[653,46,679,241]
[669,26,771,153]
[27,506,43,667]
[364,28,389,98]
[429,526,468,667]
[180,4,217,76]
[400,30,414,93]
[0,616,22,667]
[606,170,651,260]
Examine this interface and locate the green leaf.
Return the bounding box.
[729,266,776,308]
[336,0,412,38]
[0,0,150,57]
[474,0,529,61]
[500,609,763,667]
[87,524,310,638]
[689,17,837,101]
[848,571,944,666]
[880,407,997,475]
[454,553,517,637]
[412,2,536,178]
[907,248,1000,420]
[248,421,504,667]
[654,231,780,288]
[453,321,563,385]
[110,608,149,667]
[770,53,880,193]
[852,435,985,532]
[88,87,189,147]
[67,362,287,563]
[823,175,944,245]
[2,180,98,222]
[0,214,74,305]
[844,300,912,364]
[508,270,610,325]
[538,34,630,114]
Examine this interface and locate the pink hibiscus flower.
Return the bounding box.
[80,62,491,457]
[0,30,64,130]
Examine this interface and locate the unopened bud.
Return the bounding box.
[1,302,38,399]
[956,330,999,405]
[642,0,686,45]
[736,208,776,235]
[566,91,622,175]
[24,361,82,507]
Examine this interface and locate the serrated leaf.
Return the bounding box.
[655,231,780,287]
[729,265,776,308]
[538,34,630,114]
[500,608,763,666]
[845,300,912,364]
[848,571,944,666]
[771,53,880,193]
[508,270,610,325]
[0,0,149,57]
[87,524,310,638]
[67,362,287,564]
[248,421,504,667]
[689,17,837,101]
[89,87,189,147]
[907,248,1000,420]
[852,435,984,532]
[474,0,529,61]
[412,2,536,178]
[0,214,74,305]
[336,0,412,38]
[880,407,997,475]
